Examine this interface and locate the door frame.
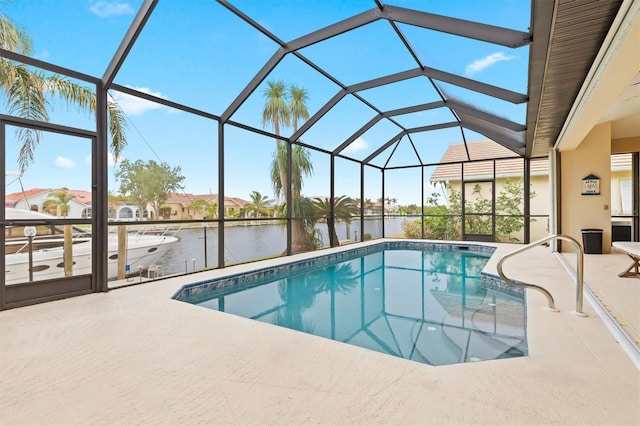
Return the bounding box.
[462,178,496,242]
[0,116,97,310]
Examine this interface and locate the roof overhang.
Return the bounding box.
[526,0,625,157]
[555,1,640,150]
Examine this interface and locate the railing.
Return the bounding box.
[497,234,586,316]
[7,232,92,255]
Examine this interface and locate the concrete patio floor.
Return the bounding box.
[0,241,638,425]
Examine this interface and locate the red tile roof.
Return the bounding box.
[5,188,92,207]
[5,188,47,202]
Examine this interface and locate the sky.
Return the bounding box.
[1,0,531,206]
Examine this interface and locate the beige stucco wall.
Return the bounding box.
[612,136,640,154]
[444,175,549,242]
[560,123,612,253]
[529,174,550,240]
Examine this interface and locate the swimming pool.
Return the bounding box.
[174,241,527,366]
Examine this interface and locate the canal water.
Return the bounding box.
[154,217,411,275]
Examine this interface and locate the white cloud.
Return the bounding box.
[465,52,515,76]
[90,1,135,17]
[111,87,168,116]
[55,156,75,169]
[343,137,368,154]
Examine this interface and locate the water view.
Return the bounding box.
[154,217,408,275]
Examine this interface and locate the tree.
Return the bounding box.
[114,159,185,220]
[243,190,271,218]
[364,198,374,212]
[0,10,127,172]
[313,195,359,247]
[402,180,534,242]
[402,191,459,240]
[263,79,314,254]
[262,80,290,211]
[464,184,492,235]
[402,204,419,215]
[288,85,309,133]
[205,200,218,219]
[47,189,76,217]
[46,188,76,276]
[495,179,536,242]
[188,198,217,219]
[270,144,315,252]
[107,191,128,219]
[262,80,289,153]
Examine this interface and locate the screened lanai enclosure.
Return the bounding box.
[0,0,624,309]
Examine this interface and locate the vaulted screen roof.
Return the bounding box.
[216,0,534,162]
[1,0,623,168]
[81,0,539,170]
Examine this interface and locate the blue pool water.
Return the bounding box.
[174,242,527,366]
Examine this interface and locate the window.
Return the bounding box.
[620,179,632,215]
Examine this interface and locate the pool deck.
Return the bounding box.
[1,240,638,425]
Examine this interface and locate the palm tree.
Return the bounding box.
[262,80,291,206]
[0,11,127,172]
[385,197,398,213]
[243,190,271,218]
[262,80,289,151]
[288,85,309,133]
[188,198,217,219]
[270,144,315,252]
[204,200,218,219]
[46,188,77,276]
[107,192,128,219]
[47,189,76,217]
[312,195,359,247]
[263,80,314,254]
[364,198,374,213]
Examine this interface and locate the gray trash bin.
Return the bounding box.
[581,229,603,254]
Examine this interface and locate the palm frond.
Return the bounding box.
[45,77,128,159]
[106,97,127,161]
[44,75,94,112]
[17,126,39,172]
[270,145,286,198]
[290,144,313,197]
[288,85,309,133]
[6,66,48,172]
[262,80,289,131]
[0,13,32,54]
[6,65,48,121]
[2,65,129,171]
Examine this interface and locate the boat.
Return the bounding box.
[4,208,180,285]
